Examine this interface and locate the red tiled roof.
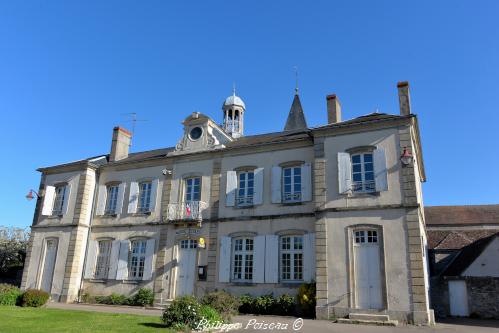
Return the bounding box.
[425,205,499,226]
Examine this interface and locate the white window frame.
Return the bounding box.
[104,185,119,215]
[128,239,147,279]
[232,237,254,282]
[280,235,303,282]
[282,166,302,203]
[236,171,254,207]
[179,239,198,249]
[185,177,201,202]
[94,240,112,279]
[137,182,152,213]
[351,152,375,193]
[354,230,378,245]
[52,185,67,216]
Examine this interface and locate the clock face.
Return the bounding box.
[189,127,203,140]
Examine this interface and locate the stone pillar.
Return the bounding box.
[206,159,221,291]
[313,137,329,319]
[153,163,173,305]
[60,168,96,302]
[399,125,431,324]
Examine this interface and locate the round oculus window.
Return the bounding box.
[189,127,203,140]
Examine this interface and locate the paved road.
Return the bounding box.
[47,303,499,333]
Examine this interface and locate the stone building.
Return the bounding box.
[426,205,499,318]
[21,82,433,324]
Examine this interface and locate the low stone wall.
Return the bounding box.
[431,276,499,319]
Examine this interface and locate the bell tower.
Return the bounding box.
[222,88,245,138]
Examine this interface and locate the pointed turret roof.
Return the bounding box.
[284,93,308,131]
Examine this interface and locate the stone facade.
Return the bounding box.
[431,277,499,319]
[22,83,433,324]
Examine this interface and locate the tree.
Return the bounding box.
[0,227,30,274]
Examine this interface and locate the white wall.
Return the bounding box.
[463,237,499,277]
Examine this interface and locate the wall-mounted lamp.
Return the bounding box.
[400,147,413,166]
[25,189,41,201]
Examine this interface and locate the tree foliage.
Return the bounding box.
[0,227,30,274]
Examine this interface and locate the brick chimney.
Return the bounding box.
[397,81,411,116]
[326,94,341,124]
[109,126,132,162]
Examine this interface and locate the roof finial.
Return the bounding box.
[294,66,299,95]
[232,82,236,97]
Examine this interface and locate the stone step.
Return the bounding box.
[337,318,398,327]
[349,313,390,322]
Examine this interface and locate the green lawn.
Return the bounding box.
[0,306,172,333]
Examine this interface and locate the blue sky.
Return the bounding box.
[1,1,498,228]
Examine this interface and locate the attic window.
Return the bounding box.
[189,127,203,141]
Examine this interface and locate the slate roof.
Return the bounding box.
[440,232,498,276]
[284,94,308,131]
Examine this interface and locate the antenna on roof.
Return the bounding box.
[121,112,148,147]
[293,66,299,95]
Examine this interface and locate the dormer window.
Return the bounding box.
[189,127,203,141]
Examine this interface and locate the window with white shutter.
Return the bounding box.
[52,185,67,216]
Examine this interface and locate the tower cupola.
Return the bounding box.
[222,88,245,138]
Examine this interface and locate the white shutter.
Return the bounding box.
[253,168,264,205]
[225,171,237,207]
[61,184,71,215]
[142,239,156,280]
[218,236,231,283]
[149,179,160,213]
[128,182,139,214]
[84,240,98,279]
[301,163,312,202]
[303,233,316,283]
[115,183,126,214]
[338,152,352,194]
[107,240,121,279]
[253,236,266,283]
[374,148,388,192]
[271,166,282,203]
[41,186,55,216]
[96,184,107,216]
[116,240,130,280]
[264,235,279,283]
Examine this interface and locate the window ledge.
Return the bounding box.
[133,212,152,216]
[123,280,141,284]
[47,215,63,219]
[87,279,107,283]
[235,204,254,209]
[229,282,256,286]
[281,201,303,206]
[346,191,380,198]
[280,281,304,287]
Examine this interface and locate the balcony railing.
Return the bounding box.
[166,201,208,222]
[352,180,375,193]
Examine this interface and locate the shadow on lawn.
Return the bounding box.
[139,323,168,328]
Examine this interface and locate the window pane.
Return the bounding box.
[364,154,373,162]
[352,155,361,163]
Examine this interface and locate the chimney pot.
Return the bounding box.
[397,81,411,116]
[327,94,341,124]
[109,126,132,162]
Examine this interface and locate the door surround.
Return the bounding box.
[174,238,198,298]
[347,224,387,310]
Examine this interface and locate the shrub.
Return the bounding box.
[0,284,22,306]
[201,291,240,321]
[297,282,316,318]
[162,295,203,330]
[239,294,255,314]
[199,304,224,325]
[109,293,130,305]
[21,289,49,307]
[254,294,275,315]
[132,288,154,306]
[275,294,296,316]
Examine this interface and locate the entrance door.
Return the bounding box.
[40,239,58,295]
[449,280,469,316]
[175,239,197,297]
[354,230,382,309]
